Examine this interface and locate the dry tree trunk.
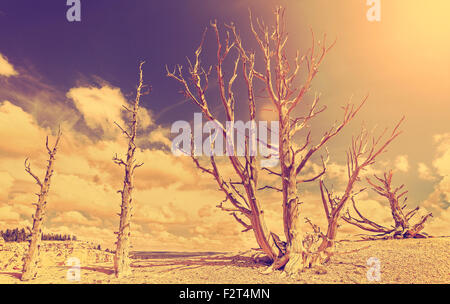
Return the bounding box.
[113,61,147,278]
[21,129,62,281]
[343,170,433,239]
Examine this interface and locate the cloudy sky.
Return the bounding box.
[0,0,448,251]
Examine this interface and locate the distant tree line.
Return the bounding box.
[0,227,77,242]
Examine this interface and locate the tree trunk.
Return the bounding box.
[22,131,61,281]
[279,109,305,275]
[387,194,409,230]
[318,175,359,254]
[318,218,338,252]
[113,62,146,278]
[114,167,133,278]
[21,200,46,281]
[247,189,279,260]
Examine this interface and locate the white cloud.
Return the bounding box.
[424,207,450,236]
[418,162,435,181]
[0,53,18,77]
[0,171,14,201]
[432,133,450,176]
[148,126,171,147]
[67,86,127,136]
[0,205,21,222]
[422,133,450,229]
[0,101,48,157]
[51,211,102,226]
[395,155,409,172]
[138,107,154,130]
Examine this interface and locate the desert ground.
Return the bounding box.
[0,237,448,284]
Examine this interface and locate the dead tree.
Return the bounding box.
[233,8,367,275]
[343,170,433,239]
[21,129,62,281]
[168,7,401,276]
[113,61,147,278]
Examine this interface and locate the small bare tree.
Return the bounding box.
[21,129,62,281]
[343,170,433,239]
[113,61,147,278]
[318,123,403,251]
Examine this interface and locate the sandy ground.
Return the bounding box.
[0,238,448,284]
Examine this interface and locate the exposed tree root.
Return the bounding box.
[260,241,371,277]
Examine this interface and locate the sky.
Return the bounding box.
[0,0,449,251]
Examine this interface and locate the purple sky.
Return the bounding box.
[0,1,267,123]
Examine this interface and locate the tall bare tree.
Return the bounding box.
[233,8,370,275]
[168,7,402,276]
[21,129,62,281]
[343,170,432,239]
[113,61,147,278]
